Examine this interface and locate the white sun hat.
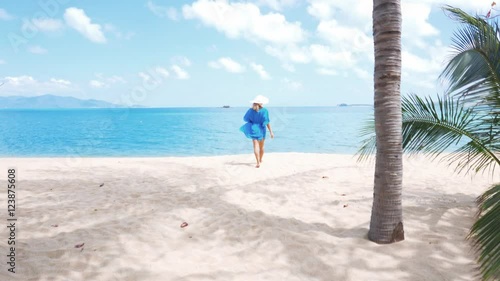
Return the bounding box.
[250,95,269,105]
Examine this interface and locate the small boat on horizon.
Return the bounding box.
[222,105,230,108]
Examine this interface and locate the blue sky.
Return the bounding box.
[0,0,496,107]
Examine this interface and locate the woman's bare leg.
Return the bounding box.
[259,139,265,163]
[253,139,260,168]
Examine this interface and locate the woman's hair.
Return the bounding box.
[252,103,263,111]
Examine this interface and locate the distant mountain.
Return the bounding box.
[0,95,140,109]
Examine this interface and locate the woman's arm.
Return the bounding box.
[263,109,273,138]
[267,124,274,138]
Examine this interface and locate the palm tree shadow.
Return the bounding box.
[3,164,484,281]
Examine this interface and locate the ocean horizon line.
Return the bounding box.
[0,104,374,110]
[0,151,364,158]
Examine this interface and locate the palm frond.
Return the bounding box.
[401,93,499,174]
[445,141,499,175]
[356,115,376,162]
[468,183,500,281]
[441,6,500,110]
[355,93,499,171]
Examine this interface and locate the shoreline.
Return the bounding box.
[0,153,497,280]
[0,151,362,159]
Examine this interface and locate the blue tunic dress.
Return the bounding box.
[240,108,270,140]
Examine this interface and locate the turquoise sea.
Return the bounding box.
[0,107,373,157]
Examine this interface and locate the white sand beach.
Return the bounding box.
[0,153,497,281]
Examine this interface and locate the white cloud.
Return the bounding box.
[402,51,439,74]
[317,68,337,76]
[4,76,36,86]
[403,71,436,89]
[209,57,245,73]
[64,7,106,43]
[28,45,48,54]
[421,0,493,13]
[257,0,298,11]
[0,8,14,21]
[398,40,450,89]
[89,80,106,88]
[147,1,179,20]
[137,67,174,86]
[171,65,189,79]
[302,0,462,89]
[183,0,306,45]
[317,19,372,55]
[208,61,219,69]
[354,68,371,80]
[171,56,192,67]
[250,63,271,80]
[307,0,371,23]
[90,74,127,88]
[307,0,333,20]
[2,76,76,94]
[287,47,310,63]
[248,0,452,86]
[309,44,355,68]
[266,43,360,70]
[307,0,442,42]
[282,63,295,72]
[281,78,302,91]
[104,24,135,40]
[137,69,166,91]
[138,72,152,83]
[265,45,310,64]
[106,75,127,84]
[31,18,64,32]
[50,78,71,86]
[309,0,439,40]
[306,0,441,45]
[401,2,439,38]
[155,67,170,78]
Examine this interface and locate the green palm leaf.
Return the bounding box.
[358,93,499,174]
[357,115,376,163]
[441,6,500,113]
[468,183,500,280]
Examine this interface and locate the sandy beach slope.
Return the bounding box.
[0,153,497,281]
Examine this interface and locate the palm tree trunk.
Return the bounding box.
[369,0,405,244]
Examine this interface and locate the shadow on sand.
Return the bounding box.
[0,162,481,281]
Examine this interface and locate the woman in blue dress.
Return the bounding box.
[240,95,274,168]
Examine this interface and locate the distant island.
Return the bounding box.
[222,105,230,108]
[0,94,141,109]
